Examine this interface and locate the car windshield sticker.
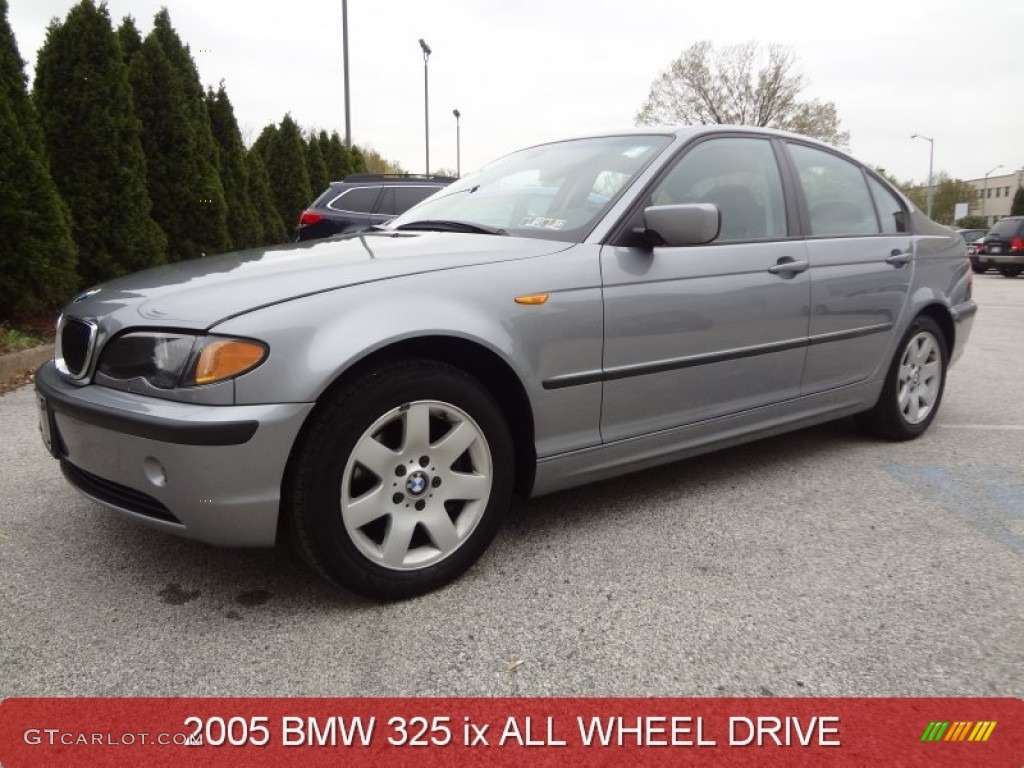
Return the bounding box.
[519,217,566,230]
[622,144,654,158]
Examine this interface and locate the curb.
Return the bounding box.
[0,344,53,389]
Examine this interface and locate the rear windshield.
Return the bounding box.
[989,218,1023,237]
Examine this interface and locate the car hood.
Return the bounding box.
[63,232,573,331]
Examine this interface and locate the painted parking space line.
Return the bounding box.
[935,424,1024,431]
[885,464,1023,556]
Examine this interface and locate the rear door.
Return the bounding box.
[783,142,913,393]
[373,185,444,224]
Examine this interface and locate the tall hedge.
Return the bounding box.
[207,83,260,250]
[262,115,312,237]
[0,0,77,318]
[245,149,287,246]
[322,130,353,181]
[129,9,227,260]
[33,0,165,286]
[305,132,329,196]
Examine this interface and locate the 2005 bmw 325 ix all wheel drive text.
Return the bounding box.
[36,127,977,599]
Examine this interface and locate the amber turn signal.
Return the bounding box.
[514,293,549,305]
[193,340,266,385]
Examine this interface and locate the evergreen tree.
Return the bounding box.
[322,130,352,181]
[33,0,165,286]
[349,145,368,173]
[1012,186,1024,217]
[0,0,77,318]
[305,131,329,194]
[131,9,227,259]
[263,114,312,237]
[245,149,286,245]
[116,15,141,65]
[206,83,260,249]
[251,123,279,162]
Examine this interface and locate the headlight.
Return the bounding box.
[98,332,266,389]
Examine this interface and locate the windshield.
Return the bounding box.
[388,135,673,242]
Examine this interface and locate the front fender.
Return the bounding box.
[213,246,606,458]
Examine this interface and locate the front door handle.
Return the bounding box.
[767,257,809,276]
[886,250,911,267]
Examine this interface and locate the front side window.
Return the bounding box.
[387,135,673,242]
[393,186,440,212]
[788,144,879,236]
[648,137,787,242]
[375,187,441,217]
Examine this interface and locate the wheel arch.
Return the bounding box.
[280,334,537,541]
[916,302,955,357]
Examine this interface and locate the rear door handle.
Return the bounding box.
[886,250,911,267]
[767,258,809,276]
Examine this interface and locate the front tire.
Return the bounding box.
[857,315,947,441]
[286,359,514,599]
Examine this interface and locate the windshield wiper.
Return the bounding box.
[394,219,507,236]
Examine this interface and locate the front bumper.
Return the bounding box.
[35,361,313,546]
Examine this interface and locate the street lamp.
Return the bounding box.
[419,38,431,175]
[910,133,934,219]
[452,109,461,178]
[342,0,351,146]
[982,164,1003,222]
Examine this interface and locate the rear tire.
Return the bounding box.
[286,359,514,599]
[1000,265,1022,278]
[857,315,947,441]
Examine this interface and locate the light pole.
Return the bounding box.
[910,133,934,219]
[419,38,431,175]
[982,164,1003,222]
[452,109,461,178]
[342,0,350,146]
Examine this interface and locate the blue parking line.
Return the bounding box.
[885,464,1023,556]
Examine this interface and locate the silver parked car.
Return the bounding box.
[36,127,977,599]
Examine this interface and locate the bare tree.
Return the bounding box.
[636,41,849,148]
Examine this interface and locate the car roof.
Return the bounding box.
[333,174,455,186]
[535,124,841,149]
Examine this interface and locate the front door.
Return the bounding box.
[600,136,811,443]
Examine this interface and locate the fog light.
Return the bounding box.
[143,457,167,488]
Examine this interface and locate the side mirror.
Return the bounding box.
[638,203,721,247]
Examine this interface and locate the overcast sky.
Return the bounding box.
[8,0,1023,184]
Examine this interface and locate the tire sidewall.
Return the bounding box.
[879,316,948,439]
[291,361,514,599]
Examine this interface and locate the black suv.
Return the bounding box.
[981,216,1024,278]
[296,174,455,241]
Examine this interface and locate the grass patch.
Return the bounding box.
[0,325,50,355]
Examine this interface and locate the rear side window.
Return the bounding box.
[788,144,879,236]
[327,187,380,214]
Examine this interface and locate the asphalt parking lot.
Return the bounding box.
[0,274,1021,699]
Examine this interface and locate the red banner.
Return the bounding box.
[0,697,1021,767]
